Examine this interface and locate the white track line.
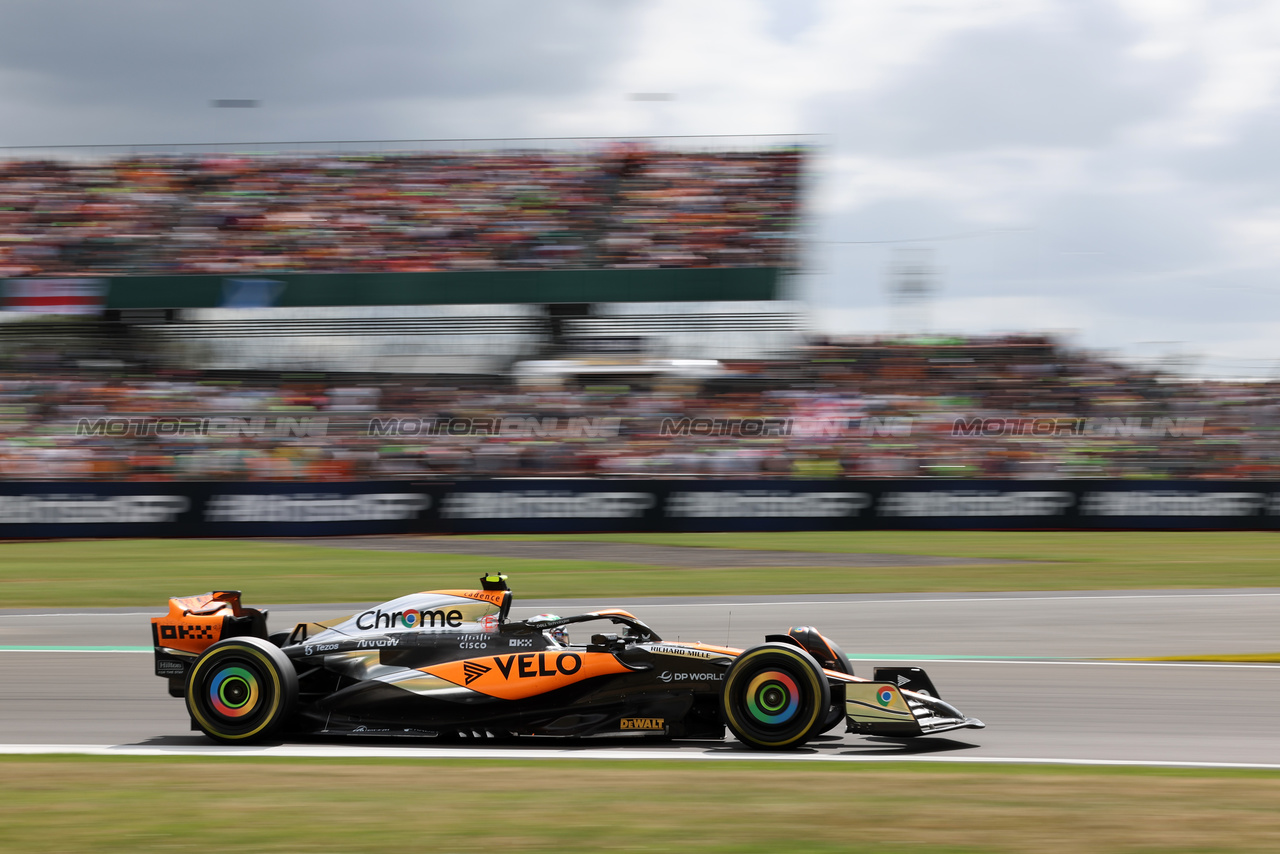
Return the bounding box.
[2,743,1279,769]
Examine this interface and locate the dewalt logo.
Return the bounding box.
[620,718,665,731]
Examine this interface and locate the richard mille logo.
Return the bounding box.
[463,661,491,685]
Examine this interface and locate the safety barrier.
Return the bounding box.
[2,480,1279,537]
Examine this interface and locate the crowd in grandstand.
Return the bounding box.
[1,145,1273,481]
[1,335,1276,480]
[0,146,800,277]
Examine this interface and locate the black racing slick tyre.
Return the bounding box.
[186,636,298,744]
[720,643,830,750]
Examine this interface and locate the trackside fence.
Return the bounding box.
[2,480,1280,537]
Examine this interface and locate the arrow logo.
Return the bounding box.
[896,674,910,686]
[463,660,491,685]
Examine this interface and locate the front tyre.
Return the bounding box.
[186,636,298,744]
[720,643,830,750]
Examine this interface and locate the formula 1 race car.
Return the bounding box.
[151,575,984,750]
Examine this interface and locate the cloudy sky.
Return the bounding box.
[4,0,1280,375]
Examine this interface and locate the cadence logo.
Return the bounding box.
[355,607,463,630]
[491,652,583,679]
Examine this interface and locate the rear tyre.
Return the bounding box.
[720,643,830,750]
[186,636,298,744]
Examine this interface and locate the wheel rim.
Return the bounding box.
[209,664,261,718]
[745,670,800,725]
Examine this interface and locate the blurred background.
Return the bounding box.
[1,0,1278,485]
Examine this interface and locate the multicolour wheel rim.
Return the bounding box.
[209,664,260,718]
[745,670,800,725]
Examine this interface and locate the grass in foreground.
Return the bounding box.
[2,757,1280,853]
[0,531,1278,607]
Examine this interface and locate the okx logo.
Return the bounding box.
[160,624,216,641]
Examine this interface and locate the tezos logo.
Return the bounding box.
[356,607,463,631]
[303,642,338,655]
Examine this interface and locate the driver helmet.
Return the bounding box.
[530,613,569,646]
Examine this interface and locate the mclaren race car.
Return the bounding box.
[151,574,984,750]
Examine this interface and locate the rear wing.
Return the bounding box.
[151,591,268,697]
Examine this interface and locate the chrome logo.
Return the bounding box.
[209,666,259,718]
[746,670,799,724]
[877,686,894,707]
[400,609,421,628]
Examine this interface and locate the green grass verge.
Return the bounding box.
[477,529,1280,562]
[0,531,1278,607]
[2,757,1280,853]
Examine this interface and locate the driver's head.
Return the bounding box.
[530,613,569,647]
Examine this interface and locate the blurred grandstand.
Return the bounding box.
[1,137,1276,482]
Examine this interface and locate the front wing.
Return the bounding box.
[844,681,985,737]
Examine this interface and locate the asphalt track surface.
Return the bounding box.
[4,589,1280,767]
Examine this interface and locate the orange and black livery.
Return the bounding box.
[150,573,983,749]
